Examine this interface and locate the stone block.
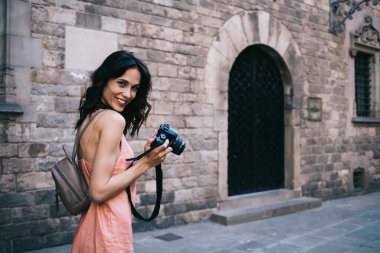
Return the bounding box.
[164,202,187,215]
[173,102,192,115]
[102,16,127,33]
[162,164,192,179]
[174,43,199,55]
[52,85,82,97]
[30,218,59,235]
[41,34,65,50]
[153,77,171,91]
[161,191,175,204]
[0,208,11,225]
[34,190,56,205]
[146,114,185,129]
[31,68,60,84]
[0,143,18,157]
[49,7,75,25]
[18,143,48,158]
[5,123,29,142]
[65,26,117,71]
[43,50,64,68]
[174,189,193,202]
[0,192,35,208]
[188,55,207,67]
[183,151,201,163]
[17,172,54,191]
[12,205,50,223]
[60,69,90,85]
[192,186,217,199]
[32,4,49,22]
[163,178,183,190]
[154,216,175,229]
[198,174,218,187]
[45,231,74,247]
[30,126,63,142]
[56,216,80,232]
[213,110,227,131]
[32,21,65,37]
[13,236,44,252]
[169,79,191,93]
[2,158,34,173]
[178,66,197,80]
[181,176,199,188]
[317,154,329,163]
[125,21,143,36]
[144,180,157,193]
[0,239,11,252]
[190,139,217,150]
[186,200,208,212]
[0,223,30,240]
[0,174,16,192]
[54,97,80,113]
[36,157,56,172]
[153,101,174,114]
[76,12,101,29]
[158,63,178,77]
[185,116,213,128]
[34,95,54,112]
[142,24,183,43]
[37,113,75,128]
[139,193,158,205]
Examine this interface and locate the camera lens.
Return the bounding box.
[171,137,186,155]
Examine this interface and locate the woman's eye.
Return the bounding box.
[118,81,127,87]
[132,85,140,91]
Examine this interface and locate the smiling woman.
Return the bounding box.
[101,68,141,112]
[70,51,172,253]
[76,51,151,137]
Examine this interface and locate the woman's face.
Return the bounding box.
[101,67,141,112]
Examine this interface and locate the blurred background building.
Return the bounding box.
[1,0,380,252]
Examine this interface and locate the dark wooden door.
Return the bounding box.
[228,46,284,196]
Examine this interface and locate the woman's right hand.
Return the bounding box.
[141,130,173,168]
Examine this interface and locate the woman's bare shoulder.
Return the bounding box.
[97,110,126,131]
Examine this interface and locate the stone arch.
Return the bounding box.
[205,11,307,200]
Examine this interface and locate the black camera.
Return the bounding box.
[151,124,186,155]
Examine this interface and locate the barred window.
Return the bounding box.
[349,16,380,123]
[354,52,373,117]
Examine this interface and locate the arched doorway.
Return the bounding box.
[205,10,307,200]
[228,45,284,196]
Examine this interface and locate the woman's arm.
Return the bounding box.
[88,111,171,203]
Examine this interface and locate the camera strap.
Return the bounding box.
[125,147,162,222]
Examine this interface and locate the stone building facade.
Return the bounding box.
[1,0,380,252]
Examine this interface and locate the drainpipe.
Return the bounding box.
[3,0,11,82]
[0,0,23,115]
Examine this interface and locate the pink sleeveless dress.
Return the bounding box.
[71,114,136,253]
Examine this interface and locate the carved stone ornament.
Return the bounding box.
[352,16,380,50]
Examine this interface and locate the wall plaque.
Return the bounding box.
[308,97,322,121]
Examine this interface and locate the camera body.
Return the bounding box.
[151,124,186,155]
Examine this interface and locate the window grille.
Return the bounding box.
[353,168,365,190]
[354,52,372,117]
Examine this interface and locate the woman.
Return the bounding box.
[71,51,172,253]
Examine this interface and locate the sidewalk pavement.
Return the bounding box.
[25,191,380,253]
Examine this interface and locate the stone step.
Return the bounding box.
[219,189,300,211]
[211,197,322,225]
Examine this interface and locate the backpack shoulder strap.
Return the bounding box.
[71,110,104,162]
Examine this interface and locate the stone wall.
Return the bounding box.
[1,0,380,252]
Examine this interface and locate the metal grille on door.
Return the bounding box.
[228,46,285,196]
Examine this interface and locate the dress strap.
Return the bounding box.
[81,110,106,159]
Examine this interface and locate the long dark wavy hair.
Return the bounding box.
[75,51,152,137]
